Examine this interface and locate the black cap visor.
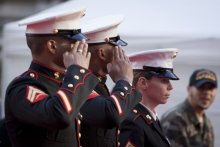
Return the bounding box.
[108,35,127,46]
[64,33,88,41]
[157,70,179,80]
[143,66,179,80]
[57,29,88,41]
[192,79,217,88]
[26,29,88,41]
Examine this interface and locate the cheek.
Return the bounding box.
[58,41,71,52]
[148,84,164,98]
[106,50,113,63]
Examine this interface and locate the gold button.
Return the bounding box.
[118,130,120,134]
[30,73,35,78]
[53,29,58,33]
[133,109,137,113]
[79,133,81,138]
[78,119,81,125]
[146,115,152,120]
[68,84,73,88]
[80,69,85,73]
[118,142,120,146]
[124,86,128,90]
[74,75,80,80]
[54,72,60,79]
[79,113,83,119]
[98,77,102,82]
[120,92,125,96]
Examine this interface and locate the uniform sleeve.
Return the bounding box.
[119,118,144,147]
[80,80,142,128]
[161,115,190,147]
[5,64,99,129]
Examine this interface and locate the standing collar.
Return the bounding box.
[93,73,107,84]
[29,60,65,83]
[140,102,158,121]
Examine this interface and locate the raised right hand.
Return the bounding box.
[107,46,133,84]
[63,39,91,69]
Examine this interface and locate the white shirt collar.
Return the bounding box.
[140,103,158,121]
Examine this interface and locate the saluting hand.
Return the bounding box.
[107,46,133,84]
[63,39,91,69]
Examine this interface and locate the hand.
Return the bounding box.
[63,39,91,69]
[107,46,133,84]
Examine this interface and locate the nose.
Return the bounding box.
[168,81,173,90]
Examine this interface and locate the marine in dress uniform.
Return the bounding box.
[119,48,179,147]
[79,15,142,147]
[161,69,217,147]
[4,8,99,147]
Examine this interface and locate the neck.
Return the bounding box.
[187,98,204,120]
[33,57,65,72]
[89,60,107,77]
[141,96,157,114]
[194,107,204,119]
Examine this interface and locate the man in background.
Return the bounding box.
[161,69,217,147]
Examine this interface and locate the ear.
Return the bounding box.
[98,47,108,61]
[137,77,148,90]
[47,40,57,54]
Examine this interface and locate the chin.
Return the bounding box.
[160,100,168,104]
[201,101,212,108]
[200,104,211,110]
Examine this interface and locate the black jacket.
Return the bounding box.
[5,61,99,147]
[80,76,142,147]
[119,103,171,147]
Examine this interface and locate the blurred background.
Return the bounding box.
[0,0,220,146]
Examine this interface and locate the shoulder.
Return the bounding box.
[125,108,154,126]
[120,110,145,133]
[161,102,191,130]
[6,70,47,95]
[204,114,213,128]
[161,101,188,122]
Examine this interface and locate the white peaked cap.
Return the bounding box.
[129,48,179,69]
[82,15,124,43]
[18,7,86,34]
